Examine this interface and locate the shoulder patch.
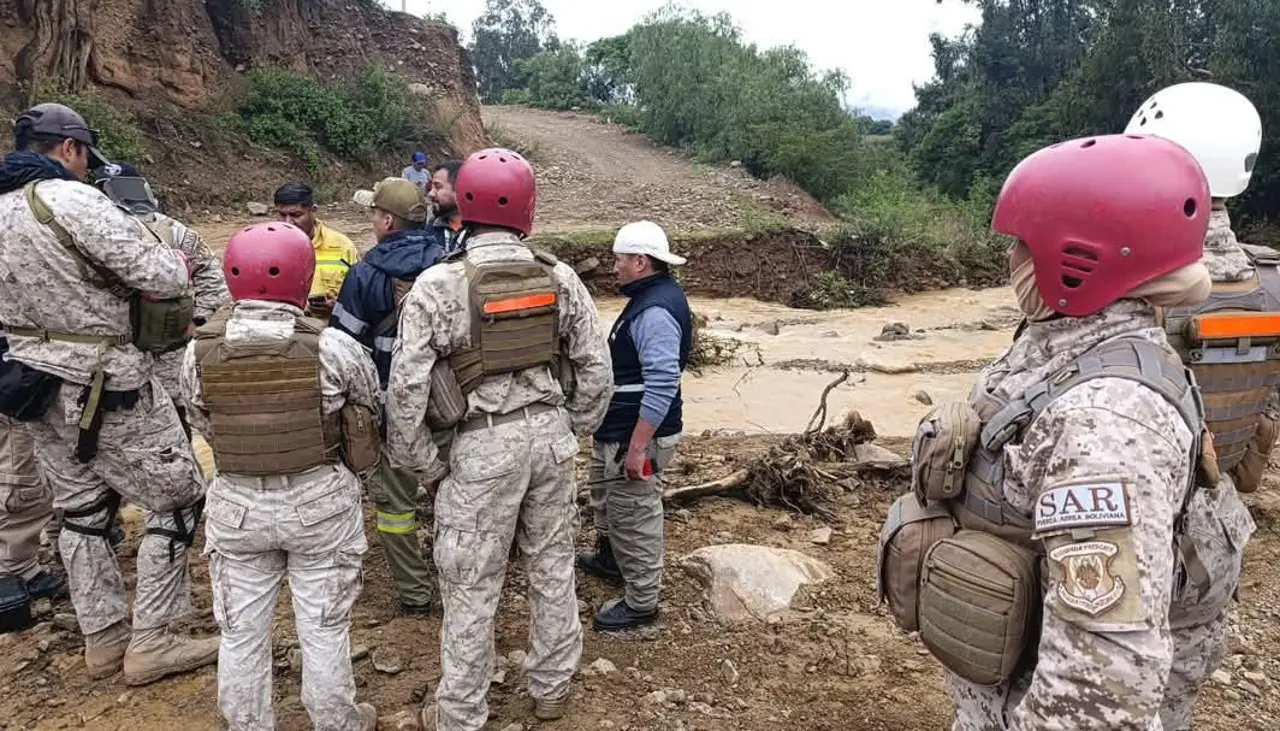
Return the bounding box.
[1034,479,1131,534]
[1048,540,1125,616]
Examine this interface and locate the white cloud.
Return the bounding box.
[385,0,980,116]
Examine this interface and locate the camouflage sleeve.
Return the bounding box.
[318,329,381,418]
[554,262,614,435]
[179,340,213,436]
[166,217,230,320]
[384,277,448,475]
[45,182,188,298]
[1009,378,1194,731]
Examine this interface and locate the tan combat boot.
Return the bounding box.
[358,702,378,730]
[122,627,219,686]
[418,704,437,730]
[84,620,131,680]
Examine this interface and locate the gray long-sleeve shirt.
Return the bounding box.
[631,306,683,427]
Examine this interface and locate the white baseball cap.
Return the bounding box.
[613,221,686,266]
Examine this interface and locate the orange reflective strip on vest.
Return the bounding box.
[482,292,557,315]
[1189,312,1280,341]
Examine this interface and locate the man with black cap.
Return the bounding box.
[0,103,217,683]
[332,177,444,615]
[94,162,230,435]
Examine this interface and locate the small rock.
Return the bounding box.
[673,509,694,522]
[507,649,528,669]
[34,675,47,686]
[852,443,909,471]
[52,613,79,633]
[590,658,618,675]
[713,532,733,544]
[772,516,793,532]
[762,321,781,336]
[1223,689,1242,701]
[852,655,882,675]
[364,618,382,628]
[246,202,270,216]
[500,724,522,731]
[491,668,507,685]
[643,690,668,706]
[388,711,421,731]
[667,689,688,704]
[873,322,912,342]
[574,257,600,274]
[1239,680,1262,696]
[1244,671,1267,684]
[350,645,370,662]
[190,140,203,149]
[855,355,919,375]
[577,599,590,615]
[372,650,404,675]
[1212,669,1233,685]
[721,658,740,684]
[730,160,743,168]
[287,647,303,672]
[13,660,30,673]
[911,390,933,405]
[809,527,833,545]
[820,330,840,338]
[117,691,132,705]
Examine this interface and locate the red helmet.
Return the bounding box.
[224,223,315,309]
[992,134,1210,317]
[456,147,536,237]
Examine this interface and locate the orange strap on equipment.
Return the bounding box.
[1188,312,1280,341]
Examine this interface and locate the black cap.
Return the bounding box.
[15,103,110,167]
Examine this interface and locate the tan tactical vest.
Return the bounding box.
[955,337,1204,550]
[193,308,341,476]
[446,249,562,393]
[1162,245,1280,481]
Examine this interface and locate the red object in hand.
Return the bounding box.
[641,458,654,479]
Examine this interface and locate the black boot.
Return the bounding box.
[593,598,658,632]
[576,533,624,587]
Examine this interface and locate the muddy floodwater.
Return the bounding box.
[597,286,1019,438]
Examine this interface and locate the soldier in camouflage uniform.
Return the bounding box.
[904,135,1234,729]
[385,149,613,731]
[95,162,231,434]
[1124,82,1266,731]
[0,103,216,683]
[182,223,379,731]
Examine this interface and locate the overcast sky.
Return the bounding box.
[380,1,981,118]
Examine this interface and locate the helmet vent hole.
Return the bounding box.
[230,267,241,277]
[1149,101,1158,109]
[1138,117,1148,126]
[1184,198,1198,218]
[499,156,507,163]
[1081,139,1097,149]
[497,196,508,206]
[1127,134,1145,140]
[1246,152,1258,173]
[268,266,280,277]
[1155,110,1165,120]
[478,154,488,160]
[465,192,474,202]
[1062,275,1084,290]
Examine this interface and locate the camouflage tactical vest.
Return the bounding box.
[1162,244,1280,478]
[447,249,562,393]
[193,308,341,476]
[956,337,1204,549]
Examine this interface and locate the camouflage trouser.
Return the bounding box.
[28,379,204,635]
[431,407,583,731]
[205,465,367,731]
[587,434,681,611]
[0,414,52,580]
[946,478,1253,731]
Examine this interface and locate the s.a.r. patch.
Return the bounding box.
[1034,480,1132,534]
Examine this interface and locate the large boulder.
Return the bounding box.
[680,544,833,622]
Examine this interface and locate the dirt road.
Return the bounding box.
[481,106,834,234]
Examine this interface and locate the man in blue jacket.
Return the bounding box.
[333,177,444,615]
[578,221,691,632]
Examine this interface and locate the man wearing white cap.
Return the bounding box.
[578,221,691,632]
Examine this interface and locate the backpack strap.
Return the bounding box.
[373,278,416,338]
[24,182,132,299]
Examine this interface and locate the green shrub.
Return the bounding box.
[229,66,437,175]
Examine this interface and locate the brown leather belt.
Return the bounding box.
[457,402,557,434]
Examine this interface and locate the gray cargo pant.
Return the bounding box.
[205,465,368,731]
[587,433,681,611]
[0,414,52,580]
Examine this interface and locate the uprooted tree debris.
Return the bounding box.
[664,372,908,521]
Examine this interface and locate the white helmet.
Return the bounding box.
[1124,82,1262,198]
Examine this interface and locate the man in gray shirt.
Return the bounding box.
[579,221,691,632]
[402,152,431,194]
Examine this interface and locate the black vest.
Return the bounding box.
[594,274,692,443]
